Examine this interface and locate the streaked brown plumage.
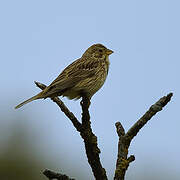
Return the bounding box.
[15,44,113,109]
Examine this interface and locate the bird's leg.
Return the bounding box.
[80,95,91,127]
[80,96,91,109]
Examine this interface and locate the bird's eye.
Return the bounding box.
[98,49,103,53]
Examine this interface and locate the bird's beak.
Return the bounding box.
[106,49,114,55]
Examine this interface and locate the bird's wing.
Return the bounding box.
[41,57,98,97]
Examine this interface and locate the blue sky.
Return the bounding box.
[0,0,180,179]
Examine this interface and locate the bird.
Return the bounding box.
[15,43,113,109]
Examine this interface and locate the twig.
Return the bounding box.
[114,93,173,180]
[43,169,75,180]
[34,81,82,132]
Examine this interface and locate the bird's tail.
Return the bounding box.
[15,94,41,109]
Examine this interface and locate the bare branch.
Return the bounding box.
[79,96,108,180]
[114,93,173,180]
[114,122,135,180]
[125,93,173,144]
[35,82,107,180]
[34,81,82,132]
[43,169,75,180]
[35,81,173,180]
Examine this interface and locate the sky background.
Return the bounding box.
[0,0,180,179]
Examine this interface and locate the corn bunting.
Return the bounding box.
[15,44,113,109]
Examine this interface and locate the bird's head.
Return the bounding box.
[82,44,113,60]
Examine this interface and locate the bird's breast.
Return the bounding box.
[87,58,109,96]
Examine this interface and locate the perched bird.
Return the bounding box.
[15,44,113,109]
